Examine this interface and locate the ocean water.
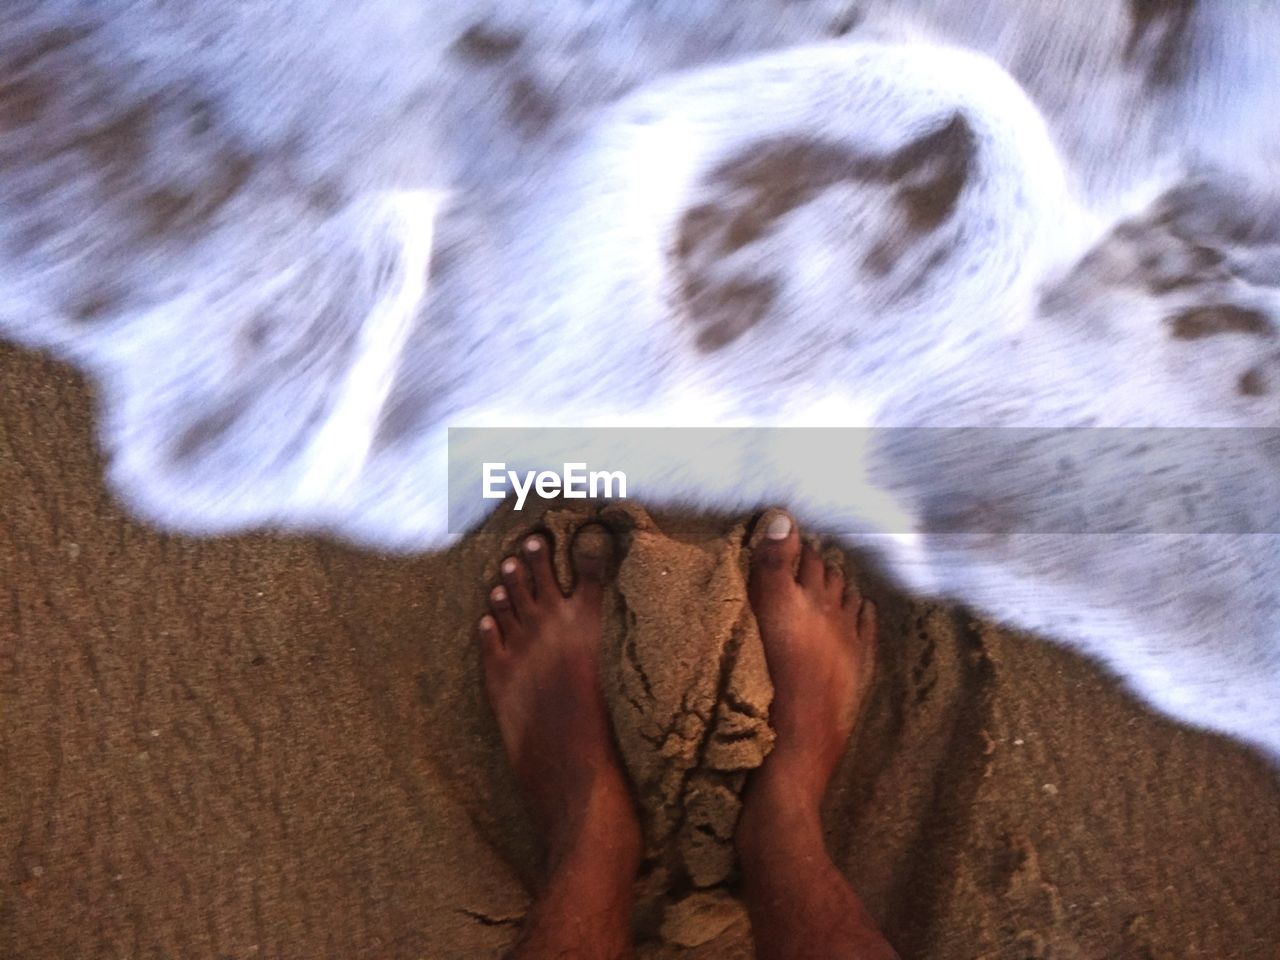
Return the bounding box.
[3,1,1279,758]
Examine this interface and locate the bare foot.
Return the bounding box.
[479,529,641,869]
[739,510,878,834]
[733,512,896,960]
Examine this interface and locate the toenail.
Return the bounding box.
[479,615,496,632]
[766,514,792,540]
[501,558,517,575]
[491,586,507,603]
[525,537,542,552]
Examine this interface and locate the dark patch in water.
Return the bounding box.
[1167,305,1272,340]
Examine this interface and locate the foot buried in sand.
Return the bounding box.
[478,515,896,960]
[737,510,898,960]
[740,509,879,826]
[479,528,642,960]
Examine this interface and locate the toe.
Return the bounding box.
[500,555,534,611]
[842,574,862,611]
[825,562,846,602]
[750,510,801,588]
[488,584,521,641]
[798,541,825,591]
[478,613,506,660]
[570,524,615,602]
[478,614,509,704]
[522,534,561,601]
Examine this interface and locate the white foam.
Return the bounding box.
[3,1,1279,760]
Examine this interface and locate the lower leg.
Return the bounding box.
[736,512,899,960]
[478,530,641,960]
[738,782,896,960]
[508,777,640,960]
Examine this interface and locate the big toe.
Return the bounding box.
[750,509,801,588]
[571,523,616,599]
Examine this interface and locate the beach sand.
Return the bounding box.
[2,344,1278,959]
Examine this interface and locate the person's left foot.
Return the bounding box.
[479,529,641,868]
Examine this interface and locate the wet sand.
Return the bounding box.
[2,344,1278,959]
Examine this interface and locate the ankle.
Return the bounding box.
[736,772,826,865]
[547,772,643,875]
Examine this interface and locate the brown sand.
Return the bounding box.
[2,344,1278,959]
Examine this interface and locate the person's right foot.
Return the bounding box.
[738,511,878,839]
